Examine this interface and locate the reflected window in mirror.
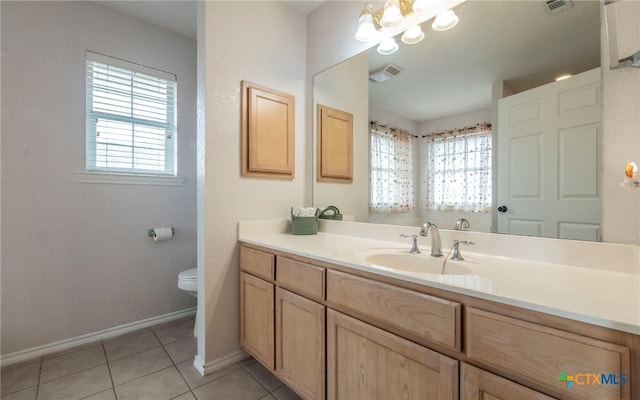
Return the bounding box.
[426,124,492,213]
[370,122,415,213]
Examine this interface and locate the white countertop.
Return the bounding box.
[238,222,640,336]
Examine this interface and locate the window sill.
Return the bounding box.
[76,172,184,186]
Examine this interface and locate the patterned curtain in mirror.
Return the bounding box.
[426,123,492,213]
[370,122,415,213]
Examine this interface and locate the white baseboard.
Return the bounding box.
[1,307,196,368]
[193,349,250,376]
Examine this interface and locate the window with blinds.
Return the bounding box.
[86,52,177,176]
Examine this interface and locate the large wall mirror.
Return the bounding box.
[313,0,602,241]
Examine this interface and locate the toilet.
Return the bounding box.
[178,268,200,338]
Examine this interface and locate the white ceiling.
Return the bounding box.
[96,1,325,40]
[367,0,601,122]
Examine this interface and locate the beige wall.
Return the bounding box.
[197,1,307,369]
[1,2,197,356]
[601,0,640,244]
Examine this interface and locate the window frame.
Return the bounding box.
[85,51,177,178]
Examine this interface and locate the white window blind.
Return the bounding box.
[86,52,177,176]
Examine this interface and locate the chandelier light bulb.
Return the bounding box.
[401,25,425,44]
[432,9,459,31]
[377,37,399,55]
[380,0,404,28]
[412,0,436,13]
[356,12,377,41]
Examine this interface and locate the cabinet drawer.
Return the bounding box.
[326,269,461,351]
[240,247,274,280]
[465,308,630,400]
[461,362,556,400]
[276,257,325,301]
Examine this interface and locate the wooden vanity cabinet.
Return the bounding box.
[240,247,325,400]
[327,309,458,400]
[240,244,635,400]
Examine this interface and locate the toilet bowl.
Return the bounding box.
[178,268,200,337]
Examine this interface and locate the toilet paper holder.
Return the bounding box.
[147,228,176,237]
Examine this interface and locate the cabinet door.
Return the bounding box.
[327,309,458,400]
[276,288,325,400]
[240,272,275,370]
[461,363,557,400]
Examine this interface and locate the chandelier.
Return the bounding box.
[356,0,462,55]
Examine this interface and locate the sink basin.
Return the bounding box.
[364,251,472,275]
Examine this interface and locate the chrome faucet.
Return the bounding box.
[455,218,471,231]
[451,239,475,261]
[420,221,442,257]
[399,234,421,254]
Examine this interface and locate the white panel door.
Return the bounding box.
[497,68,601,241]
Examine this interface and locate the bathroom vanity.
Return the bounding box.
[238,221,639,400]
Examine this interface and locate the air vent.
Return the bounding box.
[545,0,573,15]
[369,63,404,83]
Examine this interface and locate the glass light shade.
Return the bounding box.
[432,10,459,31]
[377,37,399,55]
[355,13,377,41]
[380,0,403,28]
[412,0,436,13]
[401,25,425,44]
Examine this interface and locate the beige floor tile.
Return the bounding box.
[40,344,106,383]
[42,341,102,360]
[115,367,189,400]
[0,360,40,395]
[258,395,276,400]
[103,331,160,361]
[37,364,112,400]
[177,360,242,390]
[192,368,268,400]
[171,392,196,400]
[272,385,303,400]
[152,318,195,344]
[0,360,37,373]
[163,336,196,364]
[81,388,117,400]
[0,386,37,400]
[244,360,284,392]
[109,347,173,385]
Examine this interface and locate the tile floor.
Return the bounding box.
[1,317,301,400]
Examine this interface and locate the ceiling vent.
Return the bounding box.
[545,0,573,15]
[369,64,404,83]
